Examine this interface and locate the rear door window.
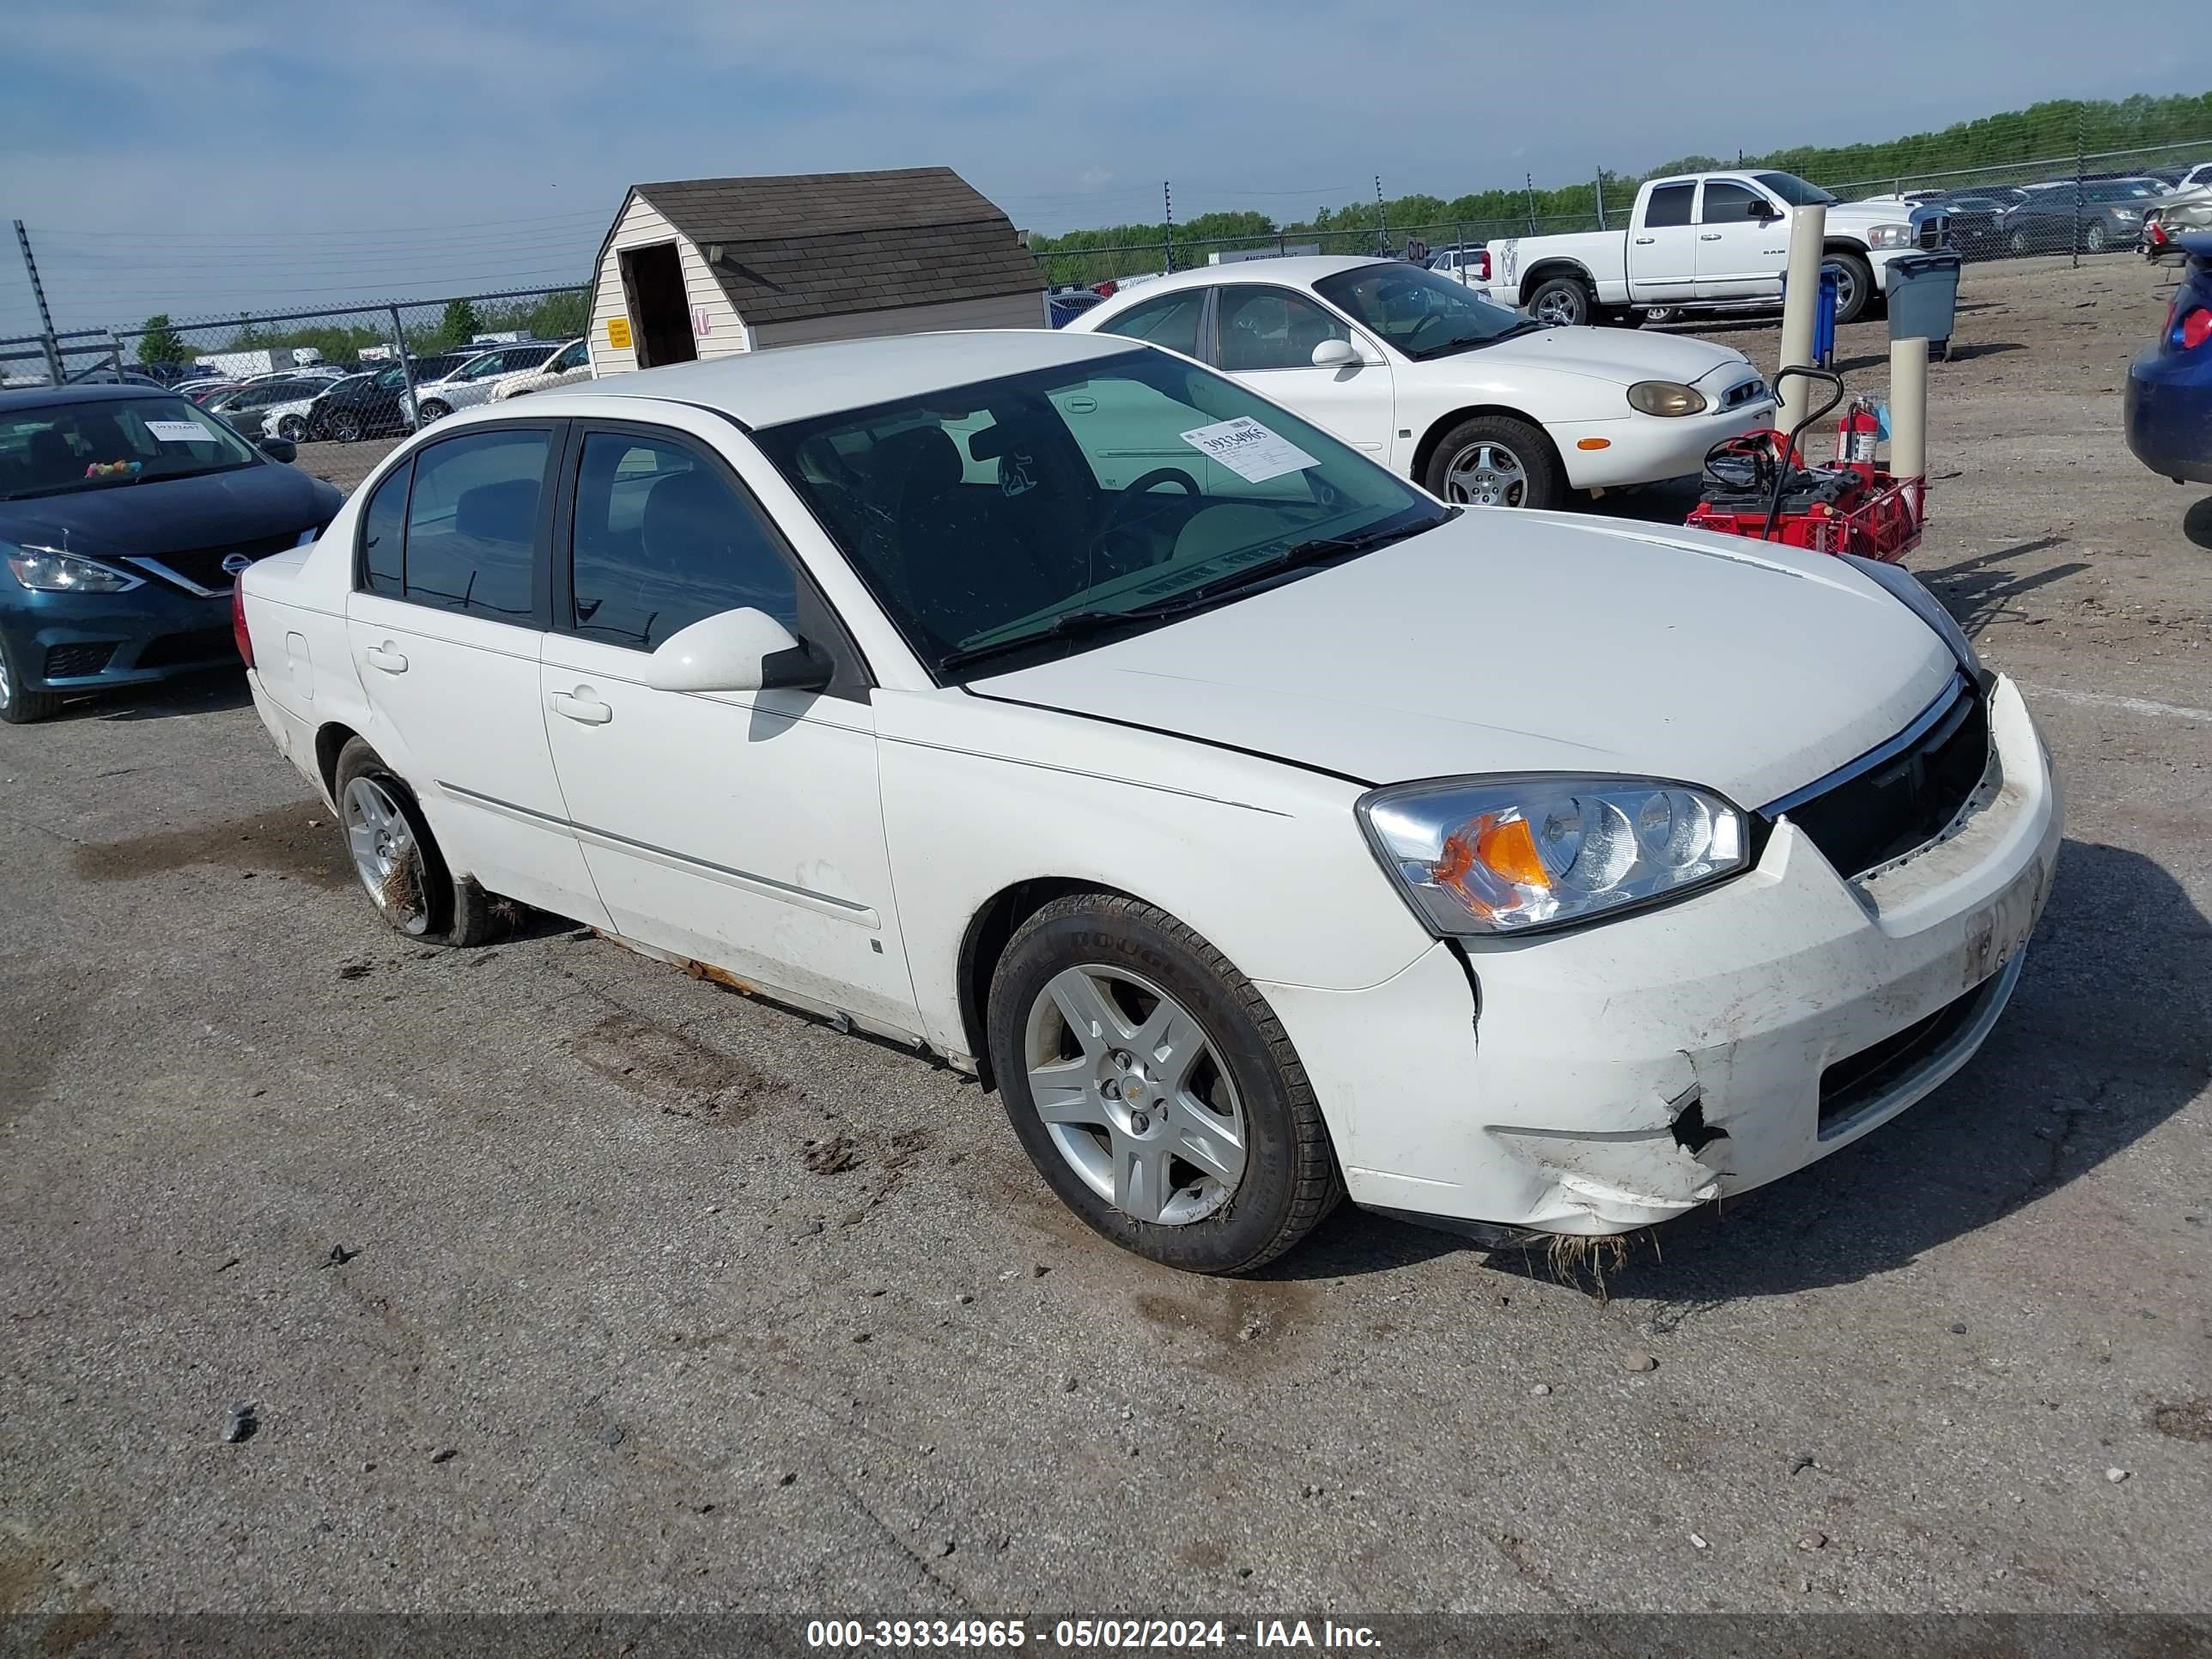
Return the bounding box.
[1095,290,1207,357]
[395,428,550,622]
[1644,184,1696,228]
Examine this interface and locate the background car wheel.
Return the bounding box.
[987,893,1343,1274]
[330,412,363,443]
[2009,228,2032,256]
[1424,415,1565,510]
[0,631,64,724]
[1642,306,1681,325]
[332,738,494,946]
[2083,222,2109,254]
[275,415,307,441]
[1824,251,1875,324]
[1527,276,1591,327]
[416,400,450,424]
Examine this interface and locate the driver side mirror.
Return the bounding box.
[643,606,826,695]
[258,435,297,462]
[1310,337,1362,368]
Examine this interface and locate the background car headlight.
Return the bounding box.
[3,544,143,593]
[1627,381,1708,417]
[1867,224,1917,248]
[1843,554,1982,678]
[1357,775,1750,937]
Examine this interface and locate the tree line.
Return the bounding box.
[137,291,589,369]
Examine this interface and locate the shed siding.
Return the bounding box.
[587,194,750,379]
[753,291,1048,349]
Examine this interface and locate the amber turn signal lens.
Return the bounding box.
[1577,437,1612,450]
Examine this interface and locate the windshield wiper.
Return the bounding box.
[935,517,1447,678]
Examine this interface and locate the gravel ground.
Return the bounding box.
[1,255,2206,1622]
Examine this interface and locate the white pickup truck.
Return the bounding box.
[1474,170,1948,329]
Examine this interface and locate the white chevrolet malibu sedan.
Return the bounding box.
[1068,257,1778,511]
[237,329,2058,1273]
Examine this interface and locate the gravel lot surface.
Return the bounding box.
[2,256,2206,1620]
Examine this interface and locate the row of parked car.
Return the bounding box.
[176,339,595,444]
[1904,162,2212,258]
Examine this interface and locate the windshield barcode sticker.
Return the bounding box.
[1179,416,1318,483]
[144,421,210,442]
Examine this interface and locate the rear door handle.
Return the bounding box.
[363,642,407,674]
[550,690,613,726]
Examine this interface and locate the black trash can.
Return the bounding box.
[1885,251,1962,362]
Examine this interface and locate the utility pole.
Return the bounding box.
[1376,174,1388,254]
[1525,173,1539,234]
[1595,173,1607,231]
[2073,116,2087,270]
[14,221,64,385]
[1162,180,1174,274]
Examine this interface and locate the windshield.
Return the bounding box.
[1754,172,1838,206]
[1313,264,1532,359]
[753,346,1446,679]
[0,396,261,501]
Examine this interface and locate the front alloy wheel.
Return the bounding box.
[1024,965,1247,1226]
[276,415,307,441]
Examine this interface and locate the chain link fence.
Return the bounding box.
[0,288,588,491]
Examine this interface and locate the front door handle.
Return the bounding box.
[363,642,407,674]
[550,689,613,726]
[1698,232,1723,241]
[1633,236,1656,246]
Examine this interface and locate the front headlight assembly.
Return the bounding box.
[1626,380,1708,416]
[1358,775,1750,938]
[3,544,143,593]
[1866,224,1917,248]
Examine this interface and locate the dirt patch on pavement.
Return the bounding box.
[70,812,352,889]
[568,1012,770,1121]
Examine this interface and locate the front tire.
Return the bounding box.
[1424,414,1566,510]
[276,415,307,441]
[1526,276,1592,327]
[2083,222,2108,254]
[987,894,1342,1274]
[416,400,450,424]
[1826,250,1875,324]
[0,630,64,724]
[330,412,363,444]
[333,738,494,946]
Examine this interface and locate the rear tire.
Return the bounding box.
[416,400,450,424]
[1526,276,1592,327]
[330,412,363,444]
[987,893,1342,1274]
[333,738,495,946]
[0,630,64,724]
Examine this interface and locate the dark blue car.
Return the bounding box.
[2124,232,2212,486]
[0,386,343,721]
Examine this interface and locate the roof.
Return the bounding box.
[619,167,1042,328]
[543,328,1141,428]
[1073,256,1395,327]
[0,384,172,412]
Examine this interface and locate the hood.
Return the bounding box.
[975,513,1957,810]
[0,462,341,559]
[1475,326,1753,388]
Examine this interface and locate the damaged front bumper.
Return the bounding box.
[1261,674,2061,1237]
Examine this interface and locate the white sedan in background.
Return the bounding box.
[402,342,562,425]
[1071,256,1773,510]
[237,330,2055,1273]
[488,337,592,401]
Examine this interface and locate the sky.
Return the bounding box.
[3,0,2208,337]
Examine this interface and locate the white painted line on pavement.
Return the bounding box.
[2021,684,2212,724]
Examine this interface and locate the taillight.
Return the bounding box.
[2180,307,2212,351]
[1472,249,1492,283]
[1092,280,1116,297]
[231,583,255,668]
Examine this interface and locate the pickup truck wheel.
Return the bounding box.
[333,737,495,946]
[1425,415,1565,511]
[988,892,1343,1274]
[1527,276,1592,327]
[1825,251,1875,324]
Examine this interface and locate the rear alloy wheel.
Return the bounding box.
[416,400,450,424]
[1824,251,1875,325]
[276,415,307,441]
[333,737,494,945]
[1527,276,1591,327]
[330,412,364,444]
[0,631,64,724]
[1425,414,1565,510]
[988,894,1342,1273]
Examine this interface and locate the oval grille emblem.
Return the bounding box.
[221,553,253,575]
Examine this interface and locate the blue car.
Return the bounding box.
[0,386,343,721]
[2124,232,2212,486]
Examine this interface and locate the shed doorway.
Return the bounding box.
[620,242,697,368]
